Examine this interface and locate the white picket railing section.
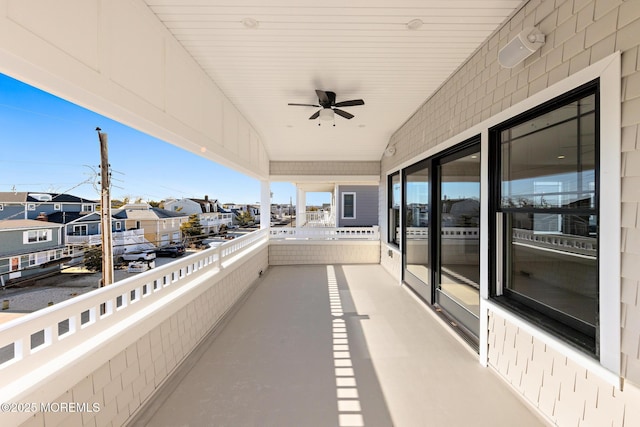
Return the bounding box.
[0,229,269,401]
[269,226,379,240]
[301,211,335,227]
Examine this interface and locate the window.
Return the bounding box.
[73,225,88,236]
[388,173,401,246]
[115,221,122,231]
[54,203,61,210]
[27,203,36,211]
[341,193,356,219]
[24,229,52,244]
[82,204,94,212]
[490,82,599,355]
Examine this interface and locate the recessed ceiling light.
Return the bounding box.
[241,17,259,29]
[406,19,423,30]
[557,155,565,159]
[471,155,478,159]
[200,146,207,153]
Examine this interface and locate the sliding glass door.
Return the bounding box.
[401,139,480,343]
[403,160,431,302]
[435,146,481,338]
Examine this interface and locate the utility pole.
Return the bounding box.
[97,128,114,286]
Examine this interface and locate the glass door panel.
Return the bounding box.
[436,148,480,338]
[403,162,431,302]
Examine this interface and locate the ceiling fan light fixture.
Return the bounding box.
[319,109,334,121]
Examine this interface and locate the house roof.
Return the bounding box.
[0,219,64,230]
[47,212,86,224]
[0,192,28,203]
[113,207,188,220]
[0,192,98,204]
[26,193,98,203]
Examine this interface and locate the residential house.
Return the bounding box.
[335,185,378,227]
[164,196,232,233]
[0,219,65,286]
[112,203,190,247]
[295,185,378,227]
[0,192,98,221]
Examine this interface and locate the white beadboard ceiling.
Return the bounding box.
[144,0,525,162]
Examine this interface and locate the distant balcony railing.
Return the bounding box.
[300,211,335,227]
[0,228,269,415]
[269,226,379,240]
[66,229,145,246]
[200,213,233,226]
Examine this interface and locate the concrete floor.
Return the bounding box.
[132,264,547,427]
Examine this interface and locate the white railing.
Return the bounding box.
[301,211,335,227]
[200,213,233,225]
[269,226,379,240]
[66,229,146,246]
[0,229,268,399]
[512,228,597,257]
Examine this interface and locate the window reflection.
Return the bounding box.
[501,95,596,210]
[497,89,598,343]
[404,165,429,284]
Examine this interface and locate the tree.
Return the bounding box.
[180,214,203,244]
[235,210,255,226]
[84,246,103,272]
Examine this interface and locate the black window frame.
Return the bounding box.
[388,172,401,247]
[489,79,600,356]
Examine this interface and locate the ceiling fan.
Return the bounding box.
[288,90,364,123]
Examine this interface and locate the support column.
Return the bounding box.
[296,186,306,228]
[260,180,271,230]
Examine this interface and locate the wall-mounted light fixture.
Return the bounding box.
[498,27,545,68]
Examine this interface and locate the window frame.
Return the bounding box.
[23,229,52,244]
[388,172,401,247]
[341,192,356,219]
[490,81,600,356]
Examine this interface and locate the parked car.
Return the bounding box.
[155,244,186,258]
[117,249,156,263]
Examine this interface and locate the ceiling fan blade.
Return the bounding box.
[326,91,336,105]
[315,90,330,107]
[308,110,320,120]
[288,103,320,107]
[333,108,354,119]
[334,99,365,108]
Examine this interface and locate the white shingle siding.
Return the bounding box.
[380,0,640,424]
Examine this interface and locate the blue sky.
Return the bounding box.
[0,73,325,206]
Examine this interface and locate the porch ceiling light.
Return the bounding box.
[241,17,259,29]
[498,27,545,68]
[406,19,423,30]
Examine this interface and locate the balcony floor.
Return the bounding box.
[132,264,545,427]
